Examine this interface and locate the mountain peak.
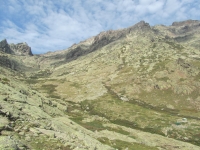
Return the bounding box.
[128,20,151,32]
[0,39,33,56]
[135,20,150,27]
[10,42,33,56]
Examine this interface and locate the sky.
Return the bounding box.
[0,0,199,54]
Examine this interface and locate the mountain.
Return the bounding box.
[0,20,200,150]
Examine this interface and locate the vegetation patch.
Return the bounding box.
[40,84,61,99]
[23,78,39,84]
[80,95,168,136]
[98,137,158,150]
[29,135,72,150]
[70,82,81,88]
[80,120,106,131]
[150,60,169,75]
[0,77,10,84]
[166,41,184,50]
[158,77,170,81]
[29,70,52,79]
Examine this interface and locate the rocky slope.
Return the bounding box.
[0,20,200,150]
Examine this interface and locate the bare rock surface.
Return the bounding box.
[0,39,13,54]
[10,42,33,56]
[0,136,18,150]
[0,39,33,56]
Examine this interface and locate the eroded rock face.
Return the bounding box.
[10,42,33,56]
[0,39,33,56]
[0,39,13,54]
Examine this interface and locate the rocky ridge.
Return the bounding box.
[9,42,33,56]
[65,21,151,62]
[0,39,33,56]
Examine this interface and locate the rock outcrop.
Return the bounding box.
[10,42,33,56]
[0,39,13,54]
[0,39,33,56]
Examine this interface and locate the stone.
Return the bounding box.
[1,130,12,136]
[25,136,31,142]
[50,133,56,138]
[19,131,25,136]
[29,128,41,135]
[0,117,9,131]
[18,146,26,150]
[183,137,189,140]
[0,136,18,150]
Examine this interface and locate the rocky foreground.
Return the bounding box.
[0,20,200,150]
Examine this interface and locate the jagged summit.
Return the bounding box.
[10,42,33,56]
[0,39,33,56]
[128,20,151,30]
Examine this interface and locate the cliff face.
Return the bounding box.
[10,42,33,56]
[0,39,13,54]
[0,39,33,56]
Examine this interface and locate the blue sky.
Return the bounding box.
[0,0,199,54]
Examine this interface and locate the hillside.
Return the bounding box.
[0,20,200,150]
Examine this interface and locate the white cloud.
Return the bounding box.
[0,0,199,54]
[139,0,157,5]
[164,0,181,14]
[147,1,165,14]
